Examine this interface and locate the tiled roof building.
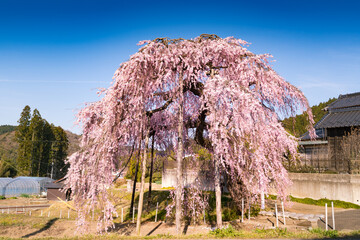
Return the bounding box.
[299,92,360,174]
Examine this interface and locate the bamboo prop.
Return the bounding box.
[56,197,76,210]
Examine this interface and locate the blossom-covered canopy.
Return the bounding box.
[66,34,315,231]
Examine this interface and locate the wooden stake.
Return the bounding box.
[60,210,62,218]
[248,203,251,221]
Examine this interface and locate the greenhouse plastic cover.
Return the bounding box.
[0,176,53,197]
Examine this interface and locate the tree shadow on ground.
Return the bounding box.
[112,222,136,236]
[146,222,162,236]
[21,218,58,238]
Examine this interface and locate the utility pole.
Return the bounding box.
[50,161,54,179]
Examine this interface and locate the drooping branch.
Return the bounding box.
[146,98,173,118]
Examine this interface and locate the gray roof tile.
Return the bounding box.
[327,92,360,110]
[315,110,360,128]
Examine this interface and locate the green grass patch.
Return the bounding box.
[267,194,360,209]
[20,193,31,198]
[210,224,245,237]
[290,196,360,209]
[0,215,24,226]
[309,227,339,238]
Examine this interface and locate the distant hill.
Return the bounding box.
[65,130,81,156]
[0,125,81,161]
[0,125,16,135]
[0,130,18,160]
[282,98,337,137]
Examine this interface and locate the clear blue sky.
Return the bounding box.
[1,0,359,134]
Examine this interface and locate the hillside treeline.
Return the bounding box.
[282,98,337,137]
[0,106,69,179]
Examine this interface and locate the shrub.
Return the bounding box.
[114,178,127,188]
[20,194,30,198]
[0,195,5,200]
[210,224,244,237]
[309,227,339,238]
[222,207,239,221]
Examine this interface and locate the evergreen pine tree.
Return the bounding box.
[15,105,32,174]
[50,125,68,179]
[15,106,70,178]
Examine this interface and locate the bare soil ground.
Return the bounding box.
[0,195,359,239]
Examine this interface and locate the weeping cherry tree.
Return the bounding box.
[65,34,315,234]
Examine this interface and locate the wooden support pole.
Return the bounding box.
[325,203,328,231]
[281,201,286,226]
[121,208,124,223]
[331,202,335,230]
[155,202,158,223]
[241,198,244,223]
[275,203,279,228]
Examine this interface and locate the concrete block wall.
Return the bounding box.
[289,173,360,205]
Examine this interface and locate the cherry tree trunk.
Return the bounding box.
[214,158,222,228]
[176,73,184,235]
[136,131,149,235]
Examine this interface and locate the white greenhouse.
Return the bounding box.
[0,176,53,197]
